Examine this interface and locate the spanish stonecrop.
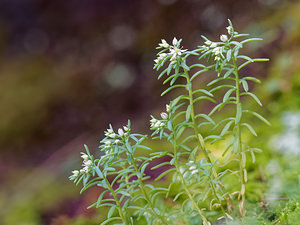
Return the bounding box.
[70,20,269,224]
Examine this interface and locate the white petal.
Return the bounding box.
[172,37,178,46]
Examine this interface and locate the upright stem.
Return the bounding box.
[233,58,246,217]
[184,69,235,214]
[171,118,209,224]
[105,179,129,224]
[127,148,169,225]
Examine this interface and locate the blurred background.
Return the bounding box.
[1,0,300,224]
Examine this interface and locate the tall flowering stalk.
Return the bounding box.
[70,20,269,224]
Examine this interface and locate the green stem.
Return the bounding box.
[233,58,246,217]
[184,69,235,214]
[127,146,169,225]
[171,118,209,224]
[105,179,129,224]
[177,167,209,223]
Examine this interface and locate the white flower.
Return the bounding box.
[154,121,161,128]
[226,26,233,35]
[214,56,221,61]
[154,53,168,65]
[159,39,169,48]
[72,170,79,177]
[202,45,209,51]
[84,160,92,166]
[205,40,212,46]
[172,37,178,46]
[212,47,222,55]
[108,133,116,138]
[191,169,198,175]
[160,122,165,127]
[189,161,194,164]
[104,128,115,137]
[150,118,157,124]
[189,166,196,170]
[118,128,124,136]
[114,139,120,144]
[220,34,228,42]
[104,141,111,145]
[107,128,113,133]
[123,126,128,131]
[81,153,89,161]
[166,104,170,112]
[210,42,217,48]
[160,112,168,120]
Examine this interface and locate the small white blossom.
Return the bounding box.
[150,118,157,124]
[80,168,86,174]
[167,38,187,64]
[202,45,209,51]
[212,47,222,55]
[123,126,128,131]
[159,39,169,48]
[220,34,228,42]
[189,166,196,170]
[191,169,198,175]
[215,56,221,61]
[172,37,178,46]
[118,128,124,136]
[154,121,161,128]
[81,153,89,161]
[114,139,120,144]
[108,133,116,138]
[166,104,170,113]
[226,26,233,35]
[105,150,109,154]
[84,160,92,166]
[205,40,212,46]
[210,42,217,48]
[104,141,111,145]
[72,170,79,177]
[160,122,165,127]
[189,161,194,164]
[160,112,168,120]
[154,53,168,65]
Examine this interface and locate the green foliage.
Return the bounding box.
[70,20,270,224]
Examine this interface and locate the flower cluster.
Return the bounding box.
[154,38,187,67]
[226,25,233,35]
[70,152,93,180]
[150,104,170,131]
[201,40,223,61]
[101,125,129,153]
[188,161,198,175]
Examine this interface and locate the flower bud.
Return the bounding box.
[204,40,212,46]
[160,112,168,120]
[166,104,170,112]
[84,160,92,166]
[118,128,124,136]
[220,34,228,42]
[72,170,79,177]
[210,42,217,48]
[189,166,196,170]
[191,169,198,174]
[226,26,232,35]
[159,39,169,48]
[172,37,178,46]
[81,153,89,161]
[108,133,116,138]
